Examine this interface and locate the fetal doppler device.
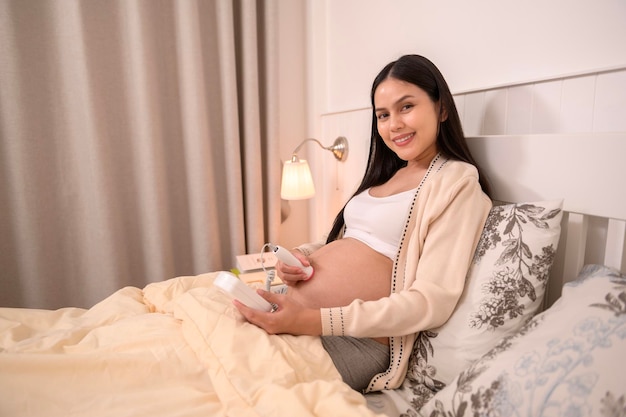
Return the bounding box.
[213,244,313,311]
[267,244,314,279]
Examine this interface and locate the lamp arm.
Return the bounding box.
[290,136,348,162]
[292,138,326,156]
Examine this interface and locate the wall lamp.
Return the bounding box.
[280,136,349,200]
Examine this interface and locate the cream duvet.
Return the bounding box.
[0,273,379,417]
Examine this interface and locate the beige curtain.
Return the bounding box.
[0,0,281,309]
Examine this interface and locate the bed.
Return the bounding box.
[365,133,626,416]
[1,133,624,417]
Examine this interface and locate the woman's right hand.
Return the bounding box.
[275,250,312,286]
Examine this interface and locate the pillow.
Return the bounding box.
[419,264,626,417]
[396,199,563,411]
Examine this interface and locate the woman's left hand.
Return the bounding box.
[233,290,322,336]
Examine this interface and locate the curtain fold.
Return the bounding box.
[0,0,279,309]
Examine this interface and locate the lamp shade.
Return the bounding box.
[281,159,315,200]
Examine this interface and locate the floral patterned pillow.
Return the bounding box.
[396,199,563,411]
[419,264,626,417]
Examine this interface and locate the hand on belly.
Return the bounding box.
[287,238,393,309]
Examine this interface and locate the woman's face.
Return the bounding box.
[374,77,441,165]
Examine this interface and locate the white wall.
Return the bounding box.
[302,0,626,241]
[313,0,626,113]
[274,0,310,249]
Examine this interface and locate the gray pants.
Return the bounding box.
[321,336,390,392]
[271,286,390,391]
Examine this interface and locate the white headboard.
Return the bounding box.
[467,133,626,306]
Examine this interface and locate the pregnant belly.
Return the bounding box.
[287,238,393,309]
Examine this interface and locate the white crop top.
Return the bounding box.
[343,187,416,260]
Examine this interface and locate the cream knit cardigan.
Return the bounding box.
[298,156,492,392]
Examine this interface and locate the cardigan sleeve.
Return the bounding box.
[320,167,491,338]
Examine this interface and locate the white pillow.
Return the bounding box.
[396,199,563,411]
[419,264,626,417]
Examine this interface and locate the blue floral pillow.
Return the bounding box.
[419,264,626,417]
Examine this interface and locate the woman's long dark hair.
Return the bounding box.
[326,54,491,243]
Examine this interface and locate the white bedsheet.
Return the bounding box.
[0,273,380,417]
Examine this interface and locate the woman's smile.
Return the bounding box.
[392,132,415,146]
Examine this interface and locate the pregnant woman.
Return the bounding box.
[235,54,492,393]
